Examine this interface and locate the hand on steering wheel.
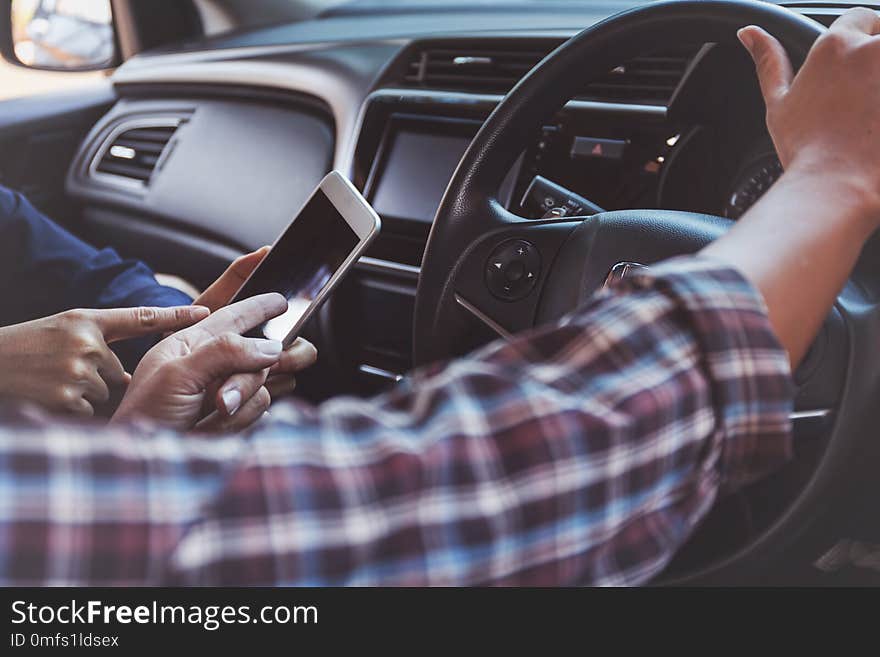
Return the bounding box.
[411,0,880,583]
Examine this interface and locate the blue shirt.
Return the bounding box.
[0,185,193,369]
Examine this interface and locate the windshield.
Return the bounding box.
[198,0,656,47]
[317,0,648,9]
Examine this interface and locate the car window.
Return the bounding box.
[3,0,106,101]
[0,63,103,101]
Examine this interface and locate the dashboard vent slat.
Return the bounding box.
[96,160,156,182]
[402,42,703,106]
[94,122,180,187]
[405,46,549,93]
[580,45,699,104]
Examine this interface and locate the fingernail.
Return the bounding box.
[737,27,753,48]
[221,388,242,415]
[258,340,283,357]
[192,305,210,318]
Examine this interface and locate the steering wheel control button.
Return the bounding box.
[505,260,526,282]
[521,175,604,219]
[485,240,542,301]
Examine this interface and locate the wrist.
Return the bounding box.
[784,158,880,236]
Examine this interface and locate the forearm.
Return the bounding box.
[703,168,879,366]
[0,187,192,368]
[0,261,793,586]
[0,185,190,324]
[165,262,793,586]
[726,12,880,367]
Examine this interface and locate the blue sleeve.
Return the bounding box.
[0,185,193,368]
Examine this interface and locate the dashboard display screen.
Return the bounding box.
[234,189,360,342]
[370,125,475,224]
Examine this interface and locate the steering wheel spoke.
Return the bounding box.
[444,217,584,356]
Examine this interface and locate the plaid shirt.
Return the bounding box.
[0,258,793,586]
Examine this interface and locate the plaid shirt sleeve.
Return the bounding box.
[0,257,794,586]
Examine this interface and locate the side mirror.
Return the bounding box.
[1,0,117,71]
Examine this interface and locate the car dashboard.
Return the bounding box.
[64,3,844,397]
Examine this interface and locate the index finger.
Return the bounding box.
[94,306,211,343]
[181,293,288,341]
[831,7,880,35]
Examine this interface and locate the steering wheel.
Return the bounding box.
[414,0,880,584]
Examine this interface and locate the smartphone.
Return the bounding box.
[230,171,381,346]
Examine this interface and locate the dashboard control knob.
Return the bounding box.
[485,240,542,301]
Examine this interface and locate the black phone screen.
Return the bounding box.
[233,189,360,342]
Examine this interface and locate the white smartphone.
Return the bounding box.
[230,171,381,347]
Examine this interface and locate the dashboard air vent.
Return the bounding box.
[403,42,703,105]
[93,120,180,187]
[580,44,702,104]
[405,46,550,94]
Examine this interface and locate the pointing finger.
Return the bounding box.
[182,293,288,341]
[93,306,210,343]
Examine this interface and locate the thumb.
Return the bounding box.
[180,334,283,390]
[738,26,794,106]
[194,246,271,312]
[95,305,210,343]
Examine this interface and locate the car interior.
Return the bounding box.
[0,0,877,585]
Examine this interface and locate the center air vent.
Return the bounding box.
[92,119,181,187]
[403,42,703,105]
[580,45,701,104]
[405,46,550,94]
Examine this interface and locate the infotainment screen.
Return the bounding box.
[368,117,478,224]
